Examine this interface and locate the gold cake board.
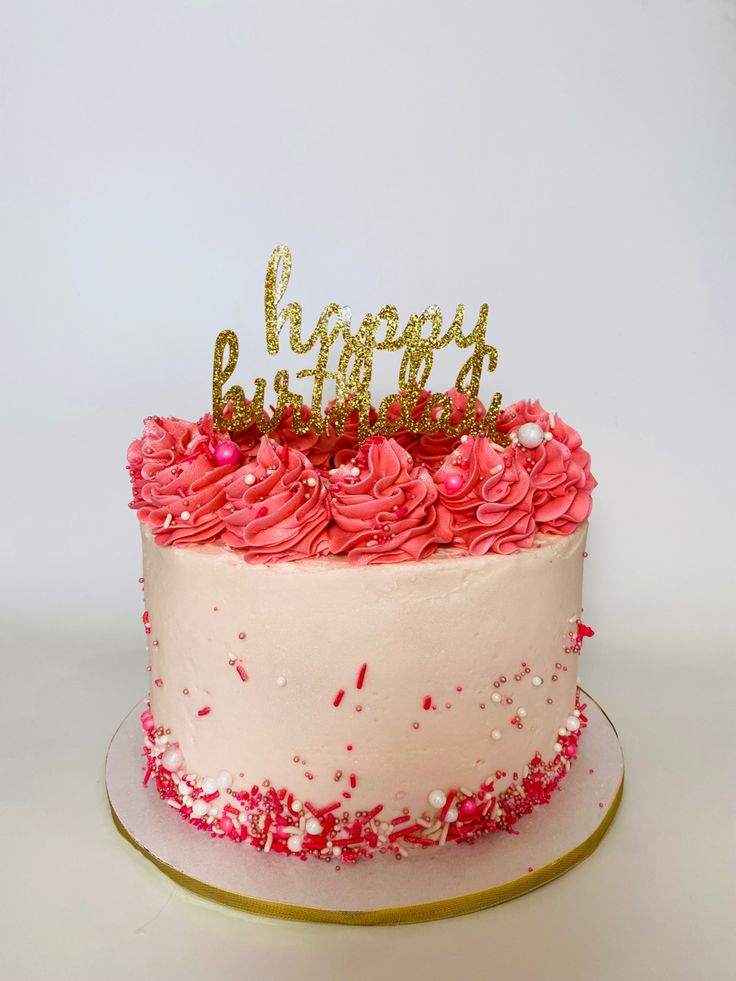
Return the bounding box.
[106,692,623,925]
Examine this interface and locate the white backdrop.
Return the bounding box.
[1,2,734,980]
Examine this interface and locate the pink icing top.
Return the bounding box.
[126,396,596,564]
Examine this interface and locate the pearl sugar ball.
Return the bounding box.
[517,423,545,449]
[428,789,447,809]
[566,715,581,732]
[216,770,233,790]
[306,818,322,836]
[201,776,218,795]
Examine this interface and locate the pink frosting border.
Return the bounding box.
[126,397,595,565]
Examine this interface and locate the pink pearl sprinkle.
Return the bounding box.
[140,710,155,732]
[443,473,465,495]
[214,440,242,467]
[220,815,234,834]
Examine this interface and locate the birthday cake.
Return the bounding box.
[126,248,596,865]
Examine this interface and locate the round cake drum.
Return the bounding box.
[106,692,623,925]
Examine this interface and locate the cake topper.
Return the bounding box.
[212,245,509,445]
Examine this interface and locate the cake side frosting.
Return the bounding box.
[140,521,591,861]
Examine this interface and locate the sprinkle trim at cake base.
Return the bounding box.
[140,693,588,865]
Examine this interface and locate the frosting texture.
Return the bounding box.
[127,395,595,563]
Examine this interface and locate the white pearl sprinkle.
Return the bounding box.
[201,776,218,795]
[445,805,459,823]
[291,800,303,813]
[306,477,317,487]
[338,305,352,322]
[574,709,581,717]
[306,817,322,836]
[177,781,190,796]
[544,432,553,441]
[491,692,502,703]
[460,434,469,443]
[558,727,568,737]
[554,742,563,753]
[491,729,503,741]
[276,675,287,687]
[428,789,447,809]
[566,716,581,731]
[244,473,256,485]
[517,707,527,718]
[531,676,543,687]
[180,510,190,521]
[517,422,545,449]
[191,800,208,818]
[350,466,360,477]
[287,834,303,853]
[216,770,233,790]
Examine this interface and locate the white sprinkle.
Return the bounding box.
[554,742,563,753]
[350,466,360,477]
[517,707,527,718]
[306,476,317,487]
[491,729,502,741]
[460,434,469,443]
[244,473,256,485]
[531,676,543,687]
[276,675,287,688]
[163,513,173,529]
[549,413,556,430]
[491,692,502,703]
[180,510,190,521]
[490,464,503,475]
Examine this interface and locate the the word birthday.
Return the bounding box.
[212,245,509,444]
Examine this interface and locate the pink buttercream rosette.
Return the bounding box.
[499,400,596,536]
[128,415,240,546]
[327,437,452,565]
[220,437,330,563]
[434,436,537,555]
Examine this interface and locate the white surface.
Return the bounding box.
[1,1,734,979]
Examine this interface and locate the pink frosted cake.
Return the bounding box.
[126,396,596,864]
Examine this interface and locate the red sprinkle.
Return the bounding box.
[236,664,248,683]
[142,611,151,635]
[356,663,367,689]
[154,678,163,688]
[349,773,357,789]
[423,695,432,711]
[333,689,345,707]
[197,706,211,717]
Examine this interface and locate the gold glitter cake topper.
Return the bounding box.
[212,245,509,445]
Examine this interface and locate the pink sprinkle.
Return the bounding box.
[599,802,604,808]
[236,664,248,683]
[154,678,163,688]
[333,689,345,707]
[423,695,432,711]
[256,506,268,519]
[589,768,595,775]
[356,663,367,689]
[198,706,211,717]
